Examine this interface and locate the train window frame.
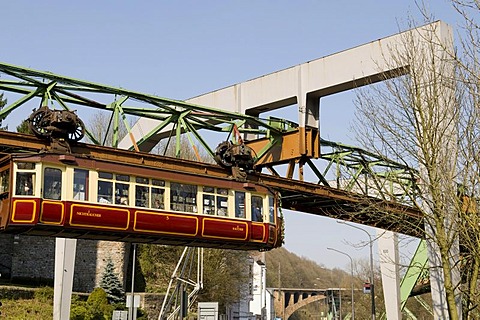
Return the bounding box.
[43,167,63,200]
[97,171,114,204]
[268,195,275,224]
[151,185,165,209]
[135,178,149,208]
[0,168,9,194]
[115,180,130,206]
[202,187,230,217]
[73,168,89,201]
[251,194,264,222]
[235,191,246,219]
[134,177,166,209]
[14,162,37,197]
[170,182,197,213]
[96,171,132,205]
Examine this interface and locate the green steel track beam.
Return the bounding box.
[0,61,420,208]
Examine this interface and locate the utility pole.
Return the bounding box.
[337,221,376,320]
[327,247,355,320]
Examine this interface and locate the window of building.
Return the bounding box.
[44,167,62,200]
[170,182,197,213]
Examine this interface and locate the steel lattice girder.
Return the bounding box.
[0,61,420,209]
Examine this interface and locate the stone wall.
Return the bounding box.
[0,234,129,293]
[95,240,129,287]
[0,234,14,279]
[11,235,55,283]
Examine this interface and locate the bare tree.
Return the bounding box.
[85,111,129,147]
[353,19,467,319]
[448,2,480,318]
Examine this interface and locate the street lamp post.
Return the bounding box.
[327,247,355,320]
[337,221,376,320]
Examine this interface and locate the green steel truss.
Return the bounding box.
[318,139,418,204]
[0,62,419,205]
[0,62,286,158]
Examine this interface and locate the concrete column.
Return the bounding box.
[53,238,77,320]
[378,230,402,320]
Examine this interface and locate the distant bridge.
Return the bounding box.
[270,287,349,320]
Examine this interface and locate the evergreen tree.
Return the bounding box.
[16,119,32,134]
[99,258,125,304]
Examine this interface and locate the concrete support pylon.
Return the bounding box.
[120,20,459,318]
[53,238,77,320]
[378,230,402,320]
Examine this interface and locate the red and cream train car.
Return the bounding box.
[0,152,283,250]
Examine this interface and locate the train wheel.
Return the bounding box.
[28,107,50,138]
[214,141,233,168]
[69,117,85,142]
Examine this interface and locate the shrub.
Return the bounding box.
[85,287,110,319]
[70,304,88,320]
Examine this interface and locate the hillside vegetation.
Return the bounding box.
[265,247,348,289]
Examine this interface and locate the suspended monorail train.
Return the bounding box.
[0,149,283,250]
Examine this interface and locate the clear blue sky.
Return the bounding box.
[1,1,459,271]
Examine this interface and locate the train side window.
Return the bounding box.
[235,191,245,218]
[44,168,62,200]
[151,179,165,209]
[17,162,35,170]
[251,195,264,222]
[151,187,165,209]
[73,169,88,201]
[171,182,197,213]
[135,177,149,207]
[0,169,9,194]
[98,180,113,204]
[135,177,165,209]
[152,179,165,187]
[203,187,229,216]
[115,174,130,205]
[116,174,129,182]
[99,172,113,179]
[203,193,215,215]
[115,182,129,205]
[269,196,275,223]
[136,177,149,184]
[15,172,35,196]
[217,194,228,216]
[135,185,149,207]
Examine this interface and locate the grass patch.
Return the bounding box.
[1,298,53,319]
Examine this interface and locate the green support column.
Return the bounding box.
[400,240,429,310]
